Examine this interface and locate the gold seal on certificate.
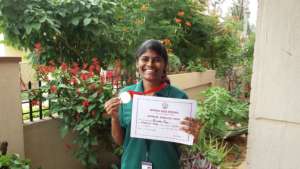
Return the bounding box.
[119,92,131,104]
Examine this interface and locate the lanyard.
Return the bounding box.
[145,140,150,162]
[128,82,167,97]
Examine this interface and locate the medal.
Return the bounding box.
[119,92,131,104]
[119,82,168,104]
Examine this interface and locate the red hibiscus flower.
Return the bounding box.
[34,42,42,50]
[61,63,68,71]
[175,18,182,23]
[31,100,39,106]
[82,100,89,107]
[89,65,95,72]
[80,73,89,81]
[50,85,57,93]
[185,21,192,27]
[70,77,77,85]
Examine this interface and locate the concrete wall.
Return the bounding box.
[169,70,216,100]
[24,119,84,169]
[0,57,24,157]
[246,0,300,168]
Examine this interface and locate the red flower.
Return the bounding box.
[50,85,57,93]
[80,73,89,81]
[106,71,113,78]
[61,63,68,71]
[92,57,99,65]
[47,66,56,73]
[95,65,100,73]
[31,100,39,106]
[70,67,79,75]
[175,18,182,23]
[82,63,88,70]
[185,21,192,27]
[88,65,95,72]
[70,77,77,85]
[82,100,89,107]
[34,42,42,50]
[88,71,94,78]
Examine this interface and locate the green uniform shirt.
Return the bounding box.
[118,81,188,169]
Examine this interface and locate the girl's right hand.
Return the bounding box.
[104,97,121,120]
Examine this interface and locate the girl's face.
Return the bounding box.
[136,49,166,84]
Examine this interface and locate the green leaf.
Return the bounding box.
[39,16,47,23]
[88,154,97,166]
[60,125,69,138]
[76,105,84,113]
[24,25,32,34]
[89,92,98,99]
[83,18,92,26]
[71,17,80,26]
[88,104,96,112]
[31,23,41,30]
[92,18,99,24]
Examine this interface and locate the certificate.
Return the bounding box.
[130,95,197,145]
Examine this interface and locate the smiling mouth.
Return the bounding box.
[144,69,155,73]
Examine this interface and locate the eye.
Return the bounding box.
[140,56,150,62]
[152,57,162,63]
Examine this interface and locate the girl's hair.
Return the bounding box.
[135,39,170,84]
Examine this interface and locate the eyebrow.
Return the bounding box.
[140,55,161,58]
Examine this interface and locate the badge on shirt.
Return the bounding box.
[141,161,152,169]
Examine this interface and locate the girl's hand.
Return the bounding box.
[104,97,121,120]
[181,117,202,144]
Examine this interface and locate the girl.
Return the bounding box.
[104,39,201,169]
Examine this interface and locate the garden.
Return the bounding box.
[0,0,254,169]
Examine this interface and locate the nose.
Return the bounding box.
[145,58,154,66]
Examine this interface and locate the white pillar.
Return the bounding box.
[246,0,300,168]
[0,57,24,157]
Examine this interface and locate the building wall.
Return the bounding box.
[246,0,300,168]
[169,70,216,100]
[0,57,24,157]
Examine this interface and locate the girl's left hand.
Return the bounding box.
[181,117,202,144]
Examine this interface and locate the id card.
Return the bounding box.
[141,161,152,169]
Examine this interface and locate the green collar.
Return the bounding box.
[134,80,170,97]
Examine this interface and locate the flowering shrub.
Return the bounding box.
[32,58,114,168]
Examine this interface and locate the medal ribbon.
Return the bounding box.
[128,82,167,97]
